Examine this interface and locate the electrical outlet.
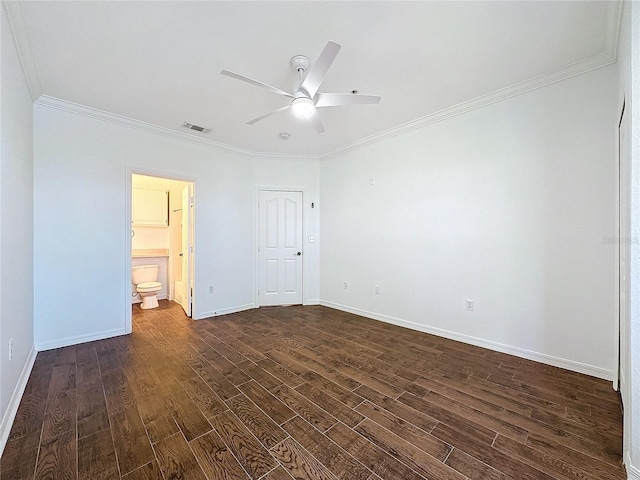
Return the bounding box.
[465,299,474,311]
[308,236,316,243]
[375,285,381,295]
[369,176,376,185]
[209,286,214,294]
[8,339,13,361]
[343,281,348,290]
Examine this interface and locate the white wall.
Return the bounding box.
[131,227,170,250]
[0,5,36,453]
[320,65,618,379]
[33,105,320,349]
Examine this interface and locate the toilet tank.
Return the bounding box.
[132,264,159,284]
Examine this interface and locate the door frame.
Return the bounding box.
[176,183,194,317]
[254,186,306,308]
[614,99,626,391]
[125,166,197,333]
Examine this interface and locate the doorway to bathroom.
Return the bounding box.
[130,172,195,318]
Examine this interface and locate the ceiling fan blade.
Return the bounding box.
[246,105,290,125]
[299,41,341,98]
[314,93,382,108]
[307,107,325,134]
[221,70,295,98]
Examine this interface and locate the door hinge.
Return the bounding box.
[257,289,260,296]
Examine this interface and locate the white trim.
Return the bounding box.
[614,99,626,391]
[320,300,615,381]
[627,450,640,480]
[32,54,621,162]
[0,347,37,457]
[607,0,624,63]
[304,299,320,306]
[124,168,133,334]
[10,1,622,159]
[35,328,127,351]
[322,59,618,160]
[2,2,43,101]
[37,55,621,162]
[321,1,622,159]
[36,62,627,162]
[627,459,640,480]
[197,304,255,319]
[34,95,318,160]
[126,168,198,331]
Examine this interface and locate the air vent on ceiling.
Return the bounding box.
[182,122,212,134]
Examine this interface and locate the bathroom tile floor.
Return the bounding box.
[0,300,626,479]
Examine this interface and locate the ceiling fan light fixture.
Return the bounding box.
[291,97,315,119]
[221,41,380,133]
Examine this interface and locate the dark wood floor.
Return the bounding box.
[0,301,626,480]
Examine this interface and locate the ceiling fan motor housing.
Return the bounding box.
[290,55,310,73]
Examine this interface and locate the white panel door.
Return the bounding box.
[258,190,303,306]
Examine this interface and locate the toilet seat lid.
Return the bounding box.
[138,281,161,289]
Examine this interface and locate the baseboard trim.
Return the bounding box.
[35,328,128,351]
[304,299,321,306]
[627,458,640,480]
[320,301,614,381]
[197,304,255,319]
[0,346,37,457]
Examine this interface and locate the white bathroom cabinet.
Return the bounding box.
[132,182,169,227]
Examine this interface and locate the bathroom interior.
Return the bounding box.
[131,173,193,315]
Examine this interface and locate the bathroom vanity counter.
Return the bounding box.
[132,248,169,258]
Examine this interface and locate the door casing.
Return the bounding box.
[125,167,197,332]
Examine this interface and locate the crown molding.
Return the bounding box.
[321,0,623,160]
[606,0,624,63]
[5,0,317,161]
[35,95,320,160]
[320,54,615,159]
[2,1,42,101]
[321,55,618,159]
[14,1,622,160]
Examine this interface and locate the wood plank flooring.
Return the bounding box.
[1,301,626,479]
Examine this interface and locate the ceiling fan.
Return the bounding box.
[220,41,381,134]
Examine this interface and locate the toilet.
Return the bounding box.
[132,264,162,309]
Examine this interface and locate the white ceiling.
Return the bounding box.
[5,1,620,156]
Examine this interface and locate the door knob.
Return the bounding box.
[295,252,302,256]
